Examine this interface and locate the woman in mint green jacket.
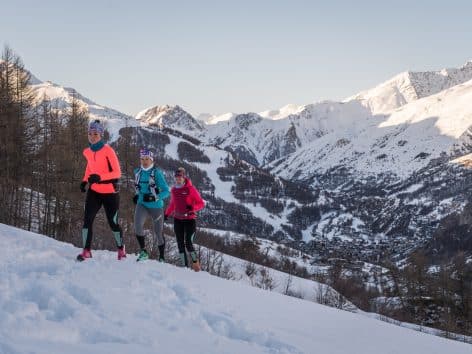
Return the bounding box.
[133,148,170,262]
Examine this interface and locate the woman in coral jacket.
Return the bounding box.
[164,167,205,271]
[77,120,126,262]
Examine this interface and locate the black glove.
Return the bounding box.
[133,195,138,204]
[186,205,193,211]
[164,214,169,222]
[88,174,101,184]
[80,181,87,193]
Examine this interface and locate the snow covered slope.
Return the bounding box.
[1,223,470,354]
[271,78,472,180]
[205,101,370,166]
[346,61,472,115]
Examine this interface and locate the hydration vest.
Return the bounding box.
[134,167,160,198]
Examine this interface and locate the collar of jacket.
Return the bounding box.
[89,140,105,152]
[140,164,154,172]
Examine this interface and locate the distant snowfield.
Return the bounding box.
[0,223,470,354]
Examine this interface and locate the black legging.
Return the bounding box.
[174,218,197,266]
[82,189,123,249]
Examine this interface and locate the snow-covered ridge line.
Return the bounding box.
[198,60,472,124]
[346,60,472,115]
[25,59,472,180]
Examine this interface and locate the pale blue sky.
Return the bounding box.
[2,0,471,116]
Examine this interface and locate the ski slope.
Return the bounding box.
[0,223,470,354]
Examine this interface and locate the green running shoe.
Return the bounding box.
[137,249,149,262]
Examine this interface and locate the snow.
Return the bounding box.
[165,136,239,203]
[314,212,358,242]
[272,78,472,180]
[201,112,237,125]
[1,223,470,354]
[351,216,365,231]
[199,242,356,310]
[200,104,305,126]
[259,104,305,120]
[30,80,138,142]
[164,134,180,161]
[378,78,472,139]
[205,100,371,169]
[301,224,315,243]
[193,146,239,203]
[240,201,287,230]
[135,105,204,134]
[198,104,304,126]
[346,60,472,115]
[405,183,424,194]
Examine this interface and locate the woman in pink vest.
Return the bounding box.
[165,167,205,271]
[77,120,126,261]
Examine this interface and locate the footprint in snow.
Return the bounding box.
[201,311,303,354]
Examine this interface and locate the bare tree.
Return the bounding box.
[0,45,35,227]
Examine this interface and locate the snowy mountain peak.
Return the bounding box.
[136,104,204,132]
[347,60,472,115]
[30,79,137,141]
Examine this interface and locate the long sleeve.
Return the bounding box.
[83,160,92,182]
[190,186,205,212]
[156,169,170,200]
[165,191,175,217]
[100,146,121,181]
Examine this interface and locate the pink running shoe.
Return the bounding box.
[77,248,92,262]
[117,245,126,260]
